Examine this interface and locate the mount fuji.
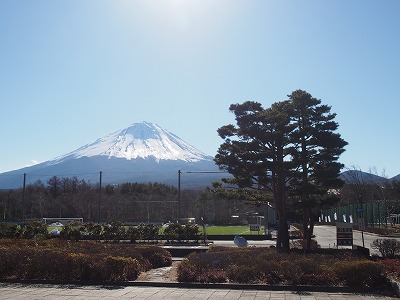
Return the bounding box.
[0,122,224,189]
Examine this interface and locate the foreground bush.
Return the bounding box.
[0,249,140,281]
[0,239,171,281]
[332,259,386,287]
[177,246,389,288]
[380,258,400,281]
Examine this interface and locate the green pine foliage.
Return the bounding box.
[214,90,348,250]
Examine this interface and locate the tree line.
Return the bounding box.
[340,168,400,223]
[0,176,264,225]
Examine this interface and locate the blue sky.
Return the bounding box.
[1,0,399,177]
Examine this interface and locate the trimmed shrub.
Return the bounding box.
[177,260,199,283]
[67,253,93,280]
[183,224,200,242]
[103,221,125,242]
[371,239,400,258]
[81,222,102,239]
[0,248,141,281]
[163,223,184,242]
[198,270,227,283]
[138,246,172,268]
[59,222,82,241]
[0,249,22,278]
[332,259,386,287]
[0,239,170,281]
[176,246,389,289]
[95,256,140,281]
[142,224,160,242]
[127,226,141,243]
[20,221,48,239]
[0,223,18,238]
[380,258,400,281]
[227,265,264,283]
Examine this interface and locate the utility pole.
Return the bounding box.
[98,171,102,222]
[22,173,26,221]
[178,170,181,223]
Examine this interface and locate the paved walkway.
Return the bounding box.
[0,283,397,300]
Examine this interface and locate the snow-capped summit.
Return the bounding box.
[0,122,222,189]
[52,122,212,164]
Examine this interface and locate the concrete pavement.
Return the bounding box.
[210,225,400,254]
[0,283,397,300]
[312,224,400,255]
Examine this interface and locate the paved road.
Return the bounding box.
[0,283,397,300]
[211,225,400,256]
[312,224,400,255]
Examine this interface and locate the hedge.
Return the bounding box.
[0,239,171,281]
[177,246,390,289]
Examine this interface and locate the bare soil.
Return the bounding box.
[137,261,179,282]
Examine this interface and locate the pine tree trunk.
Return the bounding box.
[275,185,290,251]
[302,208,315,250]
[277,216,290,250]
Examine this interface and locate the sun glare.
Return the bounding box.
[110,0,237,59]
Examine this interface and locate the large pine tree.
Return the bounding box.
[288,90,348,249]
[215,100,295,250]
[214,90,347,250]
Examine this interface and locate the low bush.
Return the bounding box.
[227,265,264,283]
[0,223,19,238]
[163,223,200,243]
[20,221,48,239]
[60,222,82,241]
[371,239,400,258]
[177,247,388,288]
[197,269,227,283]
[136,245,172,268]
[177,260,198,283]
[378,259,400,281]
[95,256,140,281]
[0,248,141,281]
[103,220,126,242]
[332,259,387,287]
[0,239,171,281]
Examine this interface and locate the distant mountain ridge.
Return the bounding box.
[1,122,398,189]
[0,122,224,189]
[340,169,400,184]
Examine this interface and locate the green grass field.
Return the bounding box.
[48,224,267,235]
[200,225,266,235]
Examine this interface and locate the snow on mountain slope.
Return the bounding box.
[50,122,212,164]
[0,122,223,189]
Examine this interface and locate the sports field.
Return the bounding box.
[200,225,266,235]
[47,224,268,236]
